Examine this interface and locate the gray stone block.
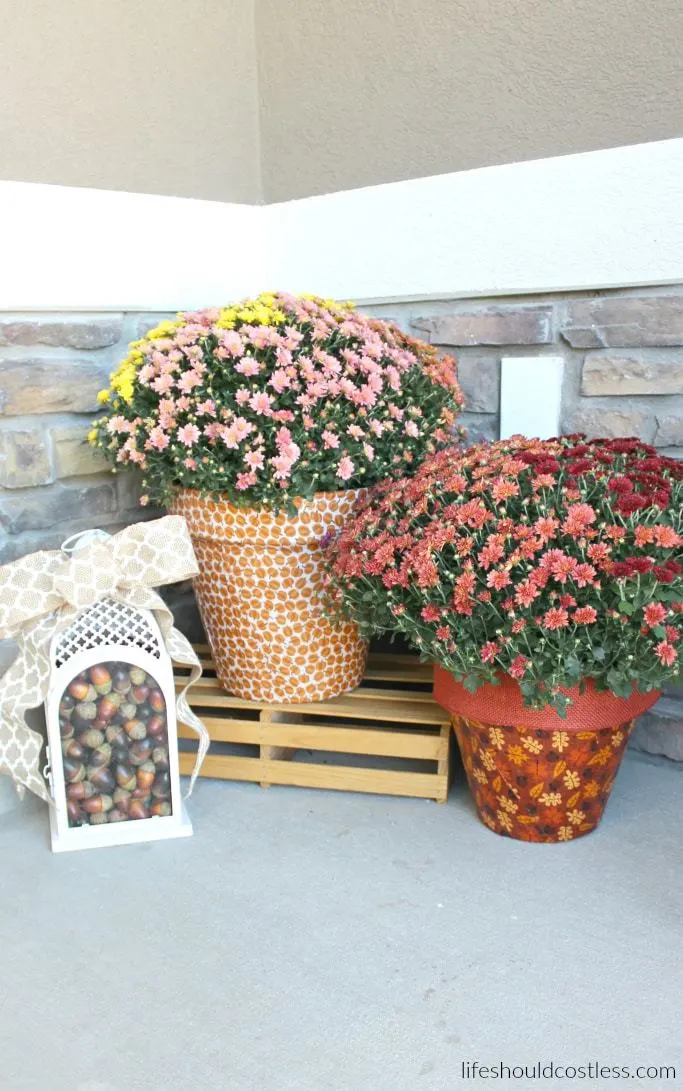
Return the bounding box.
[52,424,110,478]
[460,412,499,445]
[0,357,113,416]
[0,482,117,536]
[561,406,655,442]
[455,355,500,413]
[581,352,683,396]
[562,296,683,348]
[0,430,53,488]
[413,306,554,346]
[654,415,683,447]
[0,314,123,350]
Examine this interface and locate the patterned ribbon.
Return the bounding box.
[0,515,210,803]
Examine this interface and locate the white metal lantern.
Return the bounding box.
[45,589,192,853]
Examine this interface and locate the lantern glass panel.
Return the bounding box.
[58,660,173,828]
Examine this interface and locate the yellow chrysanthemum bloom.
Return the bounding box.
[96,389,110,405]
[87,428,98,444]
[144,319,183,340]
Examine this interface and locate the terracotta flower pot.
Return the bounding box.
[171,489,368,703]
[434,666,660,843]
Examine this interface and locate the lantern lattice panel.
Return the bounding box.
[54,598,162,667]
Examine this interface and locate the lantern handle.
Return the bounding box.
[43,747,54,797]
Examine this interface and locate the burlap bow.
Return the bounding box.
[0,515,210,804]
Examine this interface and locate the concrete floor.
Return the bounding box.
[1,754,681,1091]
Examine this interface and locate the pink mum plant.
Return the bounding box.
[91,293,463,514]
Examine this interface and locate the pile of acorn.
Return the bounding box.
[59,662,172,826]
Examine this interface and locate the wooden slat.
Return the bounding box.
[176,684,445,724]
[363,665,433,684]
[259,709,296,783]
[179,752,262,782]
[261,696,446,724]
[176,677,435,703]
[180,751,448,800]
[436,722,451,803]
[179,716,446,758]
[339,685,434,704]
[178,717,260,745]
[259,722,444,760]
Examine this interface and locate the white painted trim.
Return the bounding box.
[269,139,683,304]
[0,181,264,312]
[500,356,564,440]
[1,138,683,310]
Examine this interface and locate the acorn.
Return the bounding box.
[59,694,75,718]
[97,696,120,722]
[70,711,92,734]
[75,701,97,722]
[152,746,169,769]
[88,743,112,769]
[78,727,105,749]
[128,800,149,820]
[67,799,83,824]
[119,701,137,721]
[107,808,128,823]
[67,780,96,801]
[89,665,112,694]
[112,668,132,694]
[152,771,171,799]
[129,739,153,766]
[89,812,109,825]
[60,719,75,740]
[62,738,85,761]
[113,787,132,813]
[146,715,166,739]
[123,719,147,742]
[68,679,90,701]
[115,764,137,791]
[135,703,152,722]
[89,766,116,794]
[82,794,113,815]
[111,746,130,766]
[148,689,165,713]
[129,667,147,686]
[105,724,128,747]
[131,684,150,704]
[136,761,156,791]
[150,800,172,818]
[131,787,152,801]
[63,758,86,783]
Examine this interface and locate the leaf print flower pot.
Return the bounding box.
[171,489,368,703]
[434,666,660,843]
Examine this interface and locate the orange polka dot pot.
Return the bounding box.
[435,667,660,843]
[171,489,368,703]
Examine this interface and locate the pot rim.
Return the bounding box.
[434,663,661,731]
[170,486,364,545]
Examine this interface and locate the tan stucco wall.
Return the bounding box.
[0,0,261,203]
[257,0,683,201]
[2,0,682,204]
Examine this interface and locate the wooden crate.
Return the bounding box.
[175,647,450,802]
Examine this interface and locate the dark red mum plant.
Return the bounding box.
[324,435,683,713]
